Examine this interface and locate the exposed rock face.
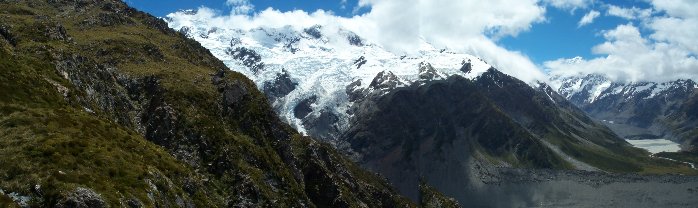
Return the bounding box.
[303,25,322,39]
[417,62,442,81]
[0,25,18,46]
[226,47,265,74]
[262,70,297,104]
[354,56,367,69]
[347,32,364,46]
[369,71,405,90]
[459,60,472,74]
[56,188,107,208]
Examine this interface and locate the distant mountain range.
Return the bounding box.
[551,73,698,150]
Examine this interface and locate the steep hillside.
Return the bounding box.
[0,0,432,207]
[342,69,696,200]
[474,69,649,172]
[343,75,569,199]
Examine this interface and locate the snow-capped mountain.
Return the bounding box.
[166,11,493,140]
[165,9,687,203]
[552,73,698,148]
[552,74,696,106]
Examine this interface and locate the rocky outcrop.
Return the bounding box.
[262,70,297,104]
[303,25,322,39]
[226,47,265,74]
[459,60,472,74]
[417,62,442,81]
[346,32,364,46]
[354,56,367,69]
[55,188,107,208]
[0,25,17,47]
[369,71,404,90]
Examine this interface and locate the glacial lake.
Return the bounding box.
[625,139,681,154]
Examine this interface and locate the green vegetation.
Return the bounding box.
[0,0,414,207]
[0,106,215,206]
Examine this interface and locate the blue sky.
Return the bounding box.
[500,0,655,63]
[125,0,698,83]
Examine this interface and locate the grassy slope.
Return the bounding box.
[0,1,416,207]
[0,24,219,206]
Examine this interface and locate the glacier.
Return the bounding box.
[165,10,495,134]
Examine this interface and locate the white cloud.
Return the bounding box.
[648,17,698,54]
[167,0,550,83]
[650,0,698,19]
[340,0,348,9]
[546,24,698,83]
[543,0,593,11]
[578,10,600,27]
[225,0,254,15]
[606,5,652,20]
[546,0,698,83]
[648,0,698,55]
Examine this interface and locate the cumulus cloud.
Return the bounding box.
[578,10,600,27]
[546,23,698,83]
[648,0,698,55]
[225,0,254,15]
[650,0,698,18]
[167,0,550,83]
[353,0,546,50]
[546,0,698,83]
[543,0,593,11]
[606,5,652,20]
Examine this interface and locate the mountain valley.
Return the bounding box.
[1,0,697,207]
[166,9,698,207]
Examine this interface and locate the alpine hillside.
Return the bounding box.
[0,0,468,207]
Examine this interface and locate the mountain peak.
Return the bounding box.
[163,17,500,134]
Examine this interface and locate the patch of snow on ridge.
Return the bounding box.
[588,81,611,103]
[166,11,498,133]
[553,73,697,105]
